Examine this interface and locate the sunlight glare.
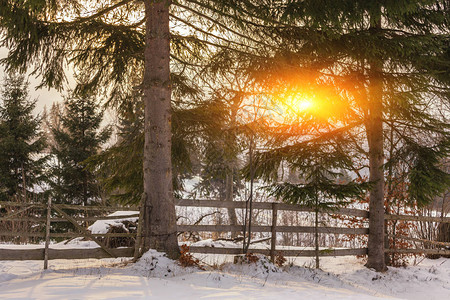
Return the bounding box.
[284,94,315,114]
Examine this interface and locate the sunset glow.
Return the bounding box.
[281,93,315,115]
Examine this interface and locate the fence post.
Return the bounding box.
[270,203,278,261]
[134,202,145,260]
[44,196,51,269]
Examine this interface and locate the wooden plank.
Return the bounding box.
[330,208,369,218]
[2,226,366,238]
[0,246,367,260]
[38,228,370,238]
[134,202,145,260]
[0,214,139,223]
[178,224,245,232]
[52,206,116,258]
[178,225,368,235]
[275,226,368,234]
[0,247,134,260]
[1,200,368,217]
[270,203,278,261]
[385,214,450,223]
[0,201,45,208]
[174,199,369,217]
[388,234,450,247]
[0,231,46,238]
[385,248,450,255]
[77,214,139,221]
[44,197,51,269]
[2,205,36,219]
[0,231,137,238]
[188,246,368,256]
[0,217,46,222]
[0,201,138,212]
[54,204,138,212]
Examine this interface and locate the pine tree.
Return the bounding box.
[0,0,337,257]
[266,143,369,269]
[245,0,450,271]
[49,94,111,206]
[0,74,47,201]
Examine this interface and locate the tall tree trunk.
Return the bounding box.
[226,169,238,238]
[385,120,395,266]
[314,208,319,269]
[21,164,26,202]
[225,100,240,237]
[366,14,387,272]
[83,174,88,206]
[142,0,179,259]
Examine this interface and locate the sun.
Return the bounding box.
[295,98,313,111]
[283,93,315,115]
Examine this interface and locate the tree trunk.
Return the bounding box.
[225,171,238,238]
[142,0,179,259]
[225,100,239,238]
[365,15,387,272]
[314,208,319,269]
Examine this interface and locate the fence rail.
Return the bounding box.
[188,247,368,256]
[1,199,450,263]
[0,247,134,260]
[385,214,450,223]
[175,199,369,218]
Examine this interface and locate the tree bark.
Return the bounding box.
[314,208,319,269]
[142,0,179,259]
[225,100,239,237]
[365,15,387,272]
[225,171,238,238]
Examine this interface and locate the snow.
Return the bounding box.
[88,211,139,234]
[1,243,449,299]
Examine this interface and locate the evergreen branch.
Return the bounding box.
[170,34,263,59]
[57,0,136,25]
[169,13,260,52]
[180,0,281,28]
[173,1,275,49]
[170,54,208,69]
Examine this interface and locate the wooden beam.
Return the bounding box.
[0,231,136,238]
[385,248,450,255]
[270,203,278,261]
[0,201,45,208]
[174,199,369,218]
[0,201,138,212]
[0,231,46,238]
[0,247,134,260]
[0,246,367,260]
[0,217,47,222]
[52,206,116,258]
[0,214,139,222]
[385,214,450,223]
[1,200,370,217]
[178,224,368,235]
[388,234,450,247]
[54,204,138,212]
[1,205,36,219]
[44,197,51,269]
[188,246,368,256]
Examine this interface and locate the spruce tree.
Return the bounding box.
[0,0,267,258]
[245,0,450,271]
[267,152,369,269]
[49,94,111,206]
[0,74,47,201]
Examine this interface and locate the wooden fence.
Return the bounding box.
[1,199,450,265]
[175,199,369,258]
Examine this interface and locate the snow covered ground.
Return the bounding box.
[1,242,449,299]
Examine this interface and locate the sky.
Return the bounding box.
[0,47,65,115]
